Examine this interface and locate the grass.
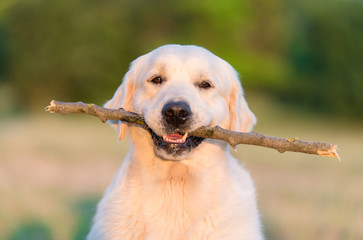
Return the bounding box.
[0,93,362,239]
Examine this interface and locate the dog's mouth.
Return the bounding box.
[149,129,204,159]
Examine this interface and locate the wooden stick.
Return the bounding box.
[45,100,340,160]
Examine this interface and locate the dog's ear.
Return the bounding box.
[228,75,256,133]
[104,69,136,141]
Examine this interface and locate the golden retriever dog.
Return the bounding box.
[87,45,263,240]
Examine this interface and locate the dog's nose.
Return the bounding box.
[162,101,191,127]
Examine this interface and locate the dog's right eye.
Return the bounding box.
[150,76,163,85]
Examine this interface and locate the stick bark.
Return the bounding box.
[45,100,340,160]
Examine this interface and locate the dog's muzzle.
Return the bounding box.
[148,101,204,159]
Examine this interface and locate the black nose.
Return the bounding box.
[162,101,191,127]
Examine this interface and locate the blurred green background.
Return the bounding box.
[0,0,362,239]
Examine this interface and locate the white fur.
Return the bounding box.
[87,45,263,240]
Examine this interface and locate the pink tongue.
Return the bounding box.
[164,133,185,143]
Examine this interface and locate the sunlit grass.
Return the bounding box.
[0,114,127,239]
[0,93,362,239]
[236,92,363,240]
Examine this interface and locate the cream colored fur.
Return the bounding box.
[87,45,263,240]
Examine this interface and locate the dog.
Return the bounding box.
[87,45,263,240]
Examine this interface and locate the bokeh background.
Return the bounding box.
[0,0,362,239]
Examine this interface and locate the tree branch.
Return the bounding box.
[45,100,340,160]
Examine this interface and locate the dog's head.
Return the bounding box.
[105,45,256,161]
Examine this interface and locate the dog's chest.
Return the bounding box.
[140,186,211,239]
[130,164,216,239]
[89,158,262,240]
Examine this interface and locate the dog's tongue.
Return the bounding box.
[163,133,187,144]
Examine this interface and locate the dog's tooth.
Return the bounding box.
[182,132,188,142]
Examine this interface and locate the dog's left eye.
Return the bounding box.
[198,81,212,89]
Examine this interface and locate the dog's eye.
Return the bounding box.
[150,76,163,85]
[198,81,212,89]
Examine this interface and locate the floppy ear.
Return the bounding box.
[104,70,135,141]
[228,77,257,133]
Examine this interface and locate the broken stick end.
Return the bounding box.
[317,145,341,161]
[44,100,56,113]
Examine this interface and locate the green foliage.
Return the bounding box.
[283,0,363,117]
[0,0,362,117]
[72,198,99,240]
[8,198,99,240]
[10,221,53,240]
